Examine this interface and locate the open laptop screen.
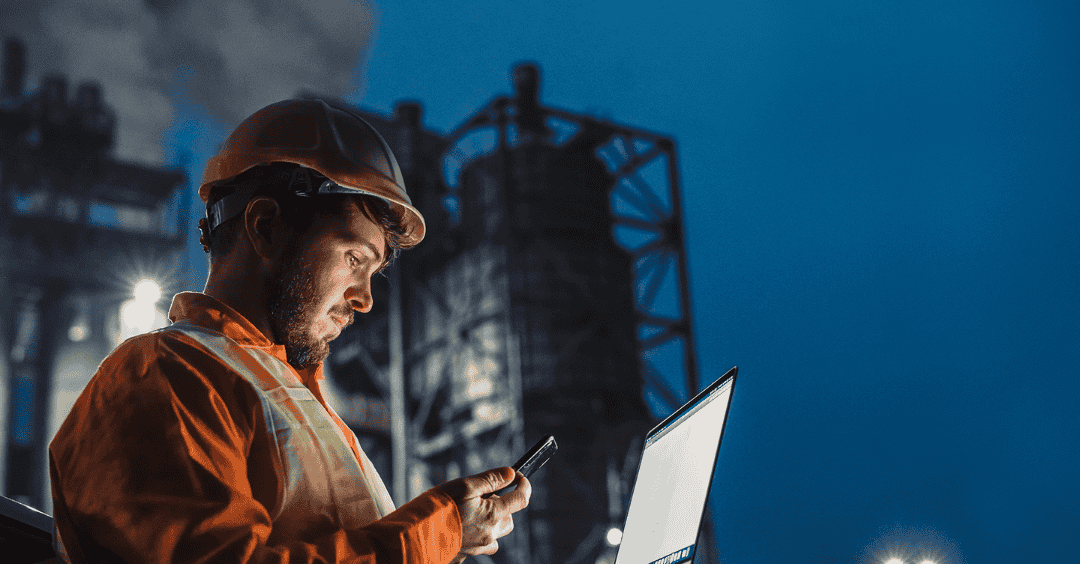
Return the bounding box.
[613,367,736,564]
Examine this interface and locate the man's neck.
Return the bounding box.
[203,259,276,344]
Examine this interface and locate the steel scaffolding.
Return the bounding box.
[0,37,187,510]
[323,62,706,564]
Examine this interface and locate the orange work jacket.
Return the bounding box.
[49,292,462,564]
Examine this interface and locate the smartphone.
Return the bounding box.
[487,435,558,498]
[511,435,558,479]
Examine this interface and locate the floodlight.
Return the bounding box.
[606,527,623,546]
[119,277,167,341]
[121,299,156,334]
[133,278,162,303]
[885,559,904,564]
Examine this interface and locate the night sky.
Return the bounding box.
[7,0,1078,562]
[351,2,1080,562]
[349,3,1075,557]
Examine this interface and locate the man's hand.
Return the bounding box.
[436,466,532,564]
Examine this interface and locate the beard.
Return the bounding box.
[267,247,330,371]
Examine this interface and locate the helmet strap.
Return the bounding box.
[289,166,317,196]
[289,166,342,196]
[206,182,258,233]
[206,165,360,232]
[207,164,309,232]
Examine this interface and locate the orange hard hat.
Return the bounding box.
[200,98,425,246]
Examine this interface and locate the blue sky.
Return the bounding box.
[169,1,1078,562]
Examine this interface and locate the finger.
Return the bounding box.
[466,467,516,498]
[497,472,532,513]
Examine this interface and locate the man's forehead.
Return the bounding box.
[338,199,388,259]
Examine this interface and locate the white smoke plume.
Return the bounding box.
[1,0,374,165]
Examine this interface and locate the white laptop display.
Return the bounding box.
[613,366,737,564]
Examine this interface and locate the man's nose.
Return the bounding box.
[346,279,373,313]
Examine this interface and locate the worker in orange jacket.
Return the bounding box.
[49,99,531,564]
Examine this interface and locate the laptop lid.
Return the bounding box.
[613,366,738,564]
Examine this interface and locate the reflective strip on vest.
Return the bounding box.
[163,321,396,532]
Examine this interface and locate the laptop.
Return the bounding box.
[613,366,738,564]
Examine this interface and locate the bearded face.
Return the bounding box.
[267,243,354,371]
[263,200,387,372]
[268,245,320,370]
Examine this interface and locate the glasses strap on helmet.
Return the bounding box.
[206,182,258,232]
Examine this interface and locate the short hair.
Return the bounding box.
[200,163,409,271]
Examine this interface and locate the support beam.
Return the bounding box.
[388,265,407,505]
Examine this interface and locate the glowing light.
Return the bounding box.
[606,527,623,546]
[133,278,162,303]
[865,524,960,564]
[119,278,167,342]
[68,297,91,342]
[467,378,493,398]
[472,400,509,424]
[68,324,89,342]
[121,299,157,335]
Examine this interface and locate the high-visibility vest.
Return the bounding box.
[167,320,397,532]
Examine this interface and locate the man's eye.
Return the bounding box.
[348,255,360,268]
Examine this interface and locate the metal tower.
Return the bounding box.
[321,61,704,564]
[0,37,187,510]
[439,63,702,564]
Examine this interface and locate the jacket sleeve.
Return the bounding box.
[49,334,462,564]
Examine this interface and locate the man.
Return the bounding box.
[49,99,530,564]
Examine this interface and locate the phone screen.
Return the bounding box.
[512,435,557,478]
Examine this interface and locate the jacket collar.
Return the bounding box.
[168,292,325,384]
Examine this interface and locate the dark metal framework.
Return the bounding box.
[566,111,700,414]
[441,72,700,418]
[434,64,701,564]
[321,62,705,564]
[0,37,187,510]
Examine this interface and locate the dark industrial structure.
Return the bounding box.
[318,62,711,564]
[0,37,187,511]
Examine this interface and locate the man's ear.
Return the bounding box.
[243,196,285,260]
